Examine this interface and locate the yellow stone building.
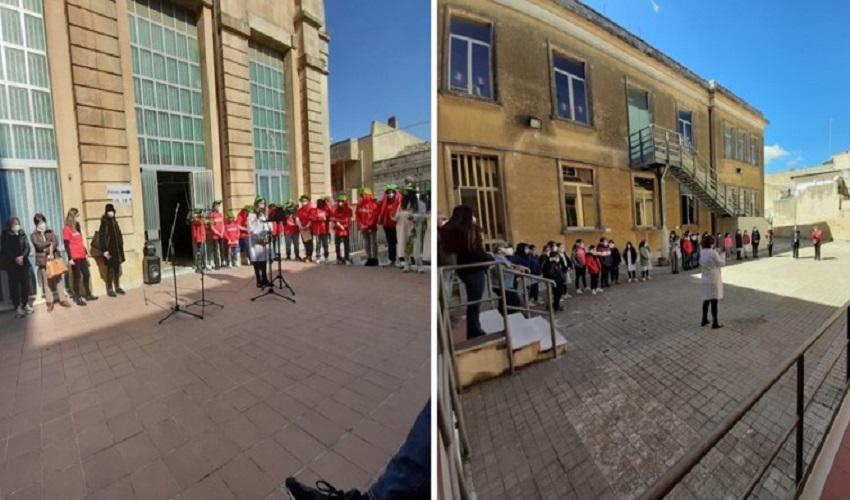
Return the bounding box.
[0,0,330,306]
[437,0,768,258]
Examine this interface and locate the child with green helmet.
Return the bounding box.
[378,183,402,266]
[330,194,354,264]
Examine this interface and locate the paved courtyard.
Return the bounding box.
[0,261,429,499]
[460,241,850,499]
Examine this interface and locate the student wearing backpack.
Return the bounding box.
[586,244,602,295]
[572,240,588,293]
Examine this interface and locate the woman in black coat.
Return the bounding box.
[735,229,744,261]
[98,203,125,297]
[1,216,32,316]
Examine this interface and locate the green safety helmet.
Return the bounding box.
[358,187,372,195]
[299,194,310,201]
[337,194,347,201]
[385,183,397,192]
[227,210,235,218]
[254,195,265,204]
[403,185,417,193]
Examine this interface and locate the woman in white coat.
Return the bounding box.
[394,186,428,273]
[247,197,271,288]
[699,235,725,329]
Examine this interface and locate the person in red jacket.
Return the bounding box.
[356,187,380,266]
[236,205,251,265]
[223,211,240,267]
[296,195,315,263]
[208,201,225,270]
[378,183,401,266]
[312,197,331,264]
[191,209,207,273]
[331,194,353,265]
[282,199,300,261]
[813,226,824,261]
[586,244,602,295]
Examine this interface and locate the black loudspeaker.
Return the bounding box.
[143,242,161,284]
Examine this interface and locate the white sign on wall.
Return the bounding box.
[107,185,133,206]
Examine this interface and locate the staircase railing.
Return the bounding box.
[628,124,752,217]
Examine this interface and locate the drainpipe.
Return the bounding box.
[658,164,669,263]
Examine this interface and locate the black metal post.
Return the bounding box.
[796,355,805,485]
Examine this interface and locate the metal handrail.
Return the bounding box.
[639,301,850,500]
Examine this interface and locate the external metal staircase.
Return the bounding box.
[629,125,757,217]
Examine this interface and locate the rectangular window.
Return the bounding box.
[677,110,693,152]
[724,125,733,159]
[249,43,290,201]
[553,54,589,124]
[561,165,597,228]
[448,17,493,99]
[680,184,697,226]
[129,0,204,168]
[634,176,656,227]
[737,130,745,162]
[751,136,759,166]
[450,153,504,244]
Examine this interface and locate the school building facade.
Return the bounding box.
[436,0,768,258]
[0,0,330,306]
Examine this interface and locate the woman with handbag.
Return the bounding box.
[63,208,98,306]
[1,216,33,317]
[31,214,72,312]
[98,203,125,297]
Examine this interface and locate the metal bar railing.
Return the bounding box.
[639,300,850,500]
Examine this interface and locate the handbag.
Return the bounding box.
[45,257,67,279]
[90,230,103,257]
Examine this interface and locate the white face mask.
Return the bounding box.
[107,211,115,218]
[74,215,81,223]
[37,222,46,232]
[504,247,514,256]
[300,201,307,207]
[387,193,395,199]
[472,216,478,224]
[214,206,221,212]
[11,225,20,233]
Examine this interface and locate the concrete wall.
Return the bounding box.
[437,0,766,259]
[373,148,431,193]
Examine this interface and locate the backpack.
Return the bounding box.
[572,248,585,267]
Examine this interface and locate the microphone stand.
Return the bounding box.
[158,203,202,324]
[251,218,295,303]
[187,237,223,317]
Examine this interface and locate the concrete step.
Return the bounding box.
[479,310,567,352]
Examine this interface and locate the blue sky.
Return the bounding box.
[582,0,850,173]
[325,0,431,143]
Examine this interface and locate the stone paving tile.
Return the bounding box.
[0,262,429,497]
[460,241,850,499]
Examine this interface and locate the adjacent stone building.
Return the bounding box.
[330,117,426,198]
[765,151,850,240]
[0,0,330,308]
[437,0,768,256]
[373,141,431,194]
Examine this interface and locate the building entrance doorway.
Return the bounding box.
[156,171,193,265]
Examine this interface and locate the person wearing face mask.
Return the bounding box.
[1,216,33,317]
[490,243,527,318]
[312,197,331,264]
[395,186,427,273]
[237,205,252,266]
[63,208,97,305]
[378,184,402,267]
[330,194,353,265]
[356,188,380,267]
[31,214,72,312]
[98,204,125,297]
[248,196,271,287]
[609,240,622,285]
[282,200,301,262]
[542,251,567,312]
[295,195,315,263]
[208,201,225,270]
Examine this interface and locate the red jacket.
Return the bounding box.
[296,203,314,230]
[283,214,299,235]
[378,191,401,228]
[743,234,751,245]
[356,195,379,230]
[224,223,239,247]
[209,211,224,240]
[192,219,206,244]
[682,239,693,255]
[311,205,329,235]
[586,254,601,275]
[236,209,249,238]
[813,230,824,244]
[330,202,353,237]
[724,236,733,249]
[267,207,282,236]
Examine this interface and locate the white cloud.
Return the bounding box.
[787,154,804,168]
[763,144,789,165]
[649,0,660,13]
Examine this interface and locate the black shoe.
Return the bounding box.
[76,297,87,306]
[115,288,126,295]
[701,320,710,327]
[285,477,364,500]
[85,295,98,301]
[712,323,723,329]
[285,257,292,261]
[107,290,117,298]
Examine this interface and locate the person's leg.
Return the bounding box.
[252,262,262,286]
[590,274,598,292]
[323,234,330,260]
[8,265,23,311]
[530,283,539,302]
[80,260,95,299]
[702,300,710,326]
[37,267,52,306]
[343,236,351,263]
[114,263,125,294]
[335,235,343,263]
[385,227,397,264]
[553,286,563,311]
[711,299,720,328]
[72,261,83,301]
[459,270,485,339]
